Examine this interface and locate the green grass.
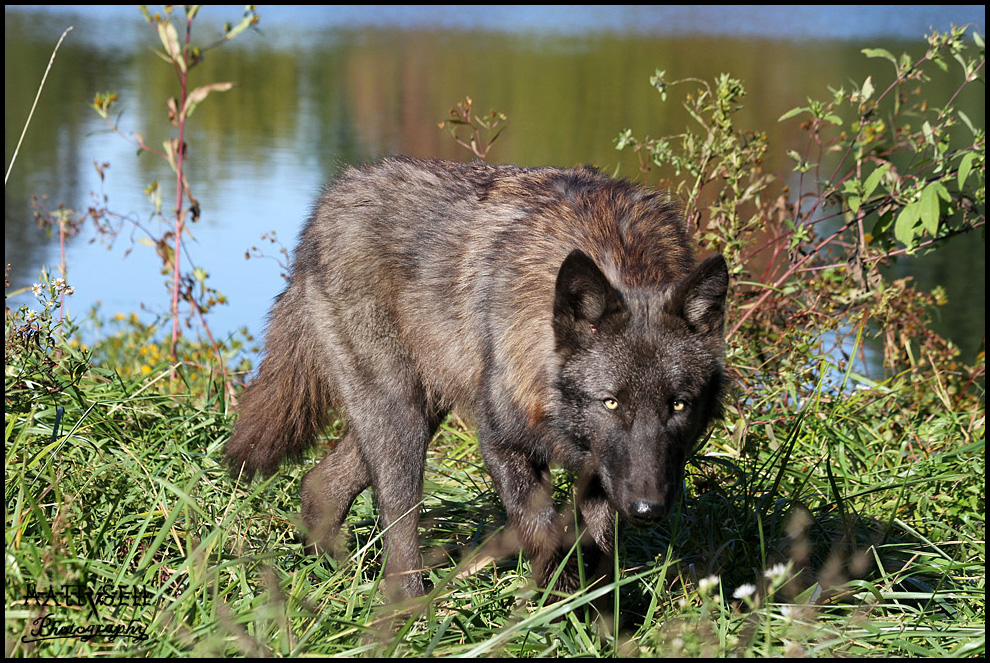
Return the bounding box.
[4,320,984,657]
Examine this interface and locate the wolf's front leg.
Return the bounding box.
[480,434,587,595]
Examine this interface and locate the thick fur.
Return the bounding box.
[226,157,728,598]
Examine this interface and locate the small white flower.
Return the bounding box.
[698,574,720,594]
[732,583,756,600]
[764,563,788,582]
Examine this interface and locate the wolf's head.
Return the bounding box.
[552,249,728,525]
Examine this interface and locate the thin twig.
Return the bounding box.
[5,26,73,185]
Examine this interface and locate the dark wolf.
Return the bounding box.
[226,157,728,599]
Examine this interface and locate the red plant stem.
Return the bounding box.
[727,220,852,340]
[58,220,67,323]
[169,14,193,362]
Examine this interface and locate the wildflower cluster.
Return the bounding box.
[86,310,255,395]
[4,267,86,405]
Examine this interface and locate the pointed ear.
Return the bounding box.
[553,250,629,354]
[671,253,729,339]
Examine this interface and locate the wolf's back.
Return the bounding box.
[225,157,694,479]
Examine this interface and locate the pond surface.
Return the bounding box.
[5,5,985,361]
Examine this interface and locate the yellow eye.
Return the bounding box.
[672,399,687,412]
[603,398,619,411]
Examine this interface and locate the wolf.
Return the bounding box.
[225,157,728,599]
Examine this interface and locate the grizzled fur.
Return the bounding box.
[226,157,728,598]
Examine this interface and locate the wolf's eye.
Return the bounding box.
[672,399,687,412]
[602,397,619,411]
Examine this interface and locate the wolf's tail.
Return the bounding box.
[225,293,335,481]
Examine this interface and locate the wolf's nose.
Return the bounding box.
[628,499,665,524]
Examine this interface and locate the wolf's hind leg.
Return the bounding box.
[359,400,447,599]
[300,432,370,558]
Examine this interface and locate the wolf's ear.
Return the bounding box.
[671,253,729,340]
[553,249,629,354]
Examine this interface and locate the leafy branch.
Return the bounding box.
[616,26,985,416]
[438,96,508,161]
[90,5,259,366]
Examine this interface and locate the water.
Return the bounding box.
[5,5,985,362]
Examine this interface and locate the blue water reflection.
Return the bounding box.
[5,5,985,365]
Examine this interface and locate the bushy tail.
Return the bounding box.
[225,299,335,481]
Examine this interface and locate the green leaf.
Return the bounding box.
[859,75,874,101]
[615,129,634,151]
[872,211,894,240]
[847,195,861,214]
[778,106,808,122]
[894,202,921,247]
[919,183,941,236]
[224,8,258,41]
[863,163,890,198]
[156,19,185,73]
[957,152,975,190]
[898,52,913,74]
[182,82,236,119]
[786,150,812,173]
[163,139,180,173]
[649,68,667,96]
[861,47,897,65]
[957,110,976,135]
[933,181,951,202]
